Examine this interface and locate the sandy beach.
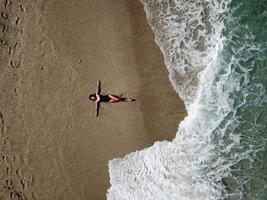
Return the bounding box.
[0,0,186,199]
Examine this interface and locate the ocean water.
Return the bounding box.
[107,0,267,200]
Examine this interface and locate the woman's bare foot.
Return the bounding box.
[127,98,136,102]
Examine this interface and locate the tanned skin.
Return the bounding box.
[89,80,136,117]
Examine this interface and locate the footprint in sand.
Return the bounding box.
[1,11,8,20]
[10,60,20,68]
[4,0,10,8]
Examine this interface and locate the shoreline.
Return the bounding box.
[126,1,186,142]
[0,1,186,199]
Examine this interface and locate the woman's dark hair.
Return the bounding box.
[89,94,96,101]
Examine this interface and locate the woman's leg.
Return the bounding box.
[108,95,135,102]
[108,95,119,103]
[119,97,134,102]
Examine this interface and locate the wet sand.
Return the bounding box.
[0,0,186,199]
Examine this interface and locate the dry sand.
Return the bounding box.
[0,0,186,199]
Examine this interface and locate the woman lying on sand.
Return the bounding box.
[89,80,135,116]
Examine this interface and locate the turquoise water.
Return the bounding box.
[107,1,267,199]
[214,1,267,199]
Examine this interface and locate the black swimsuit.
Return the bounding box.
[100,95,111,102]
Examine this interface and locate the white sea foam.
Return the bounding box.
[107,1,231,199]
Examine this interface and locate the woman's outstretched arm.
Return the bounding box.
[96,80,101,95]
[95,101,100,117]
[95,94,101,116]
